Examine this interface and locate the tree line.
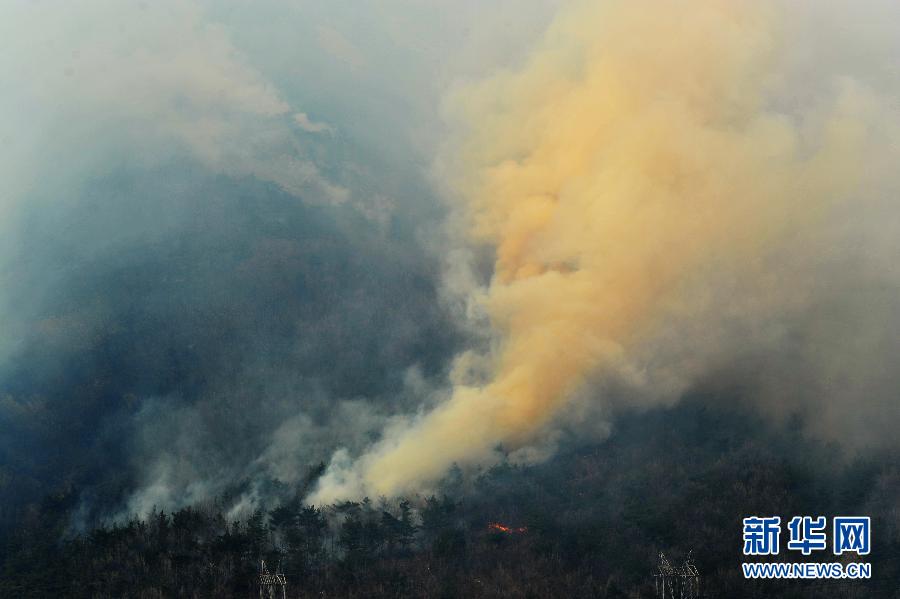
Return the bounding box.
[2,399,899,598]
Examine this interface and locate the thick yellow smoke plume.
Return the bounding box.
[309,0,875,503]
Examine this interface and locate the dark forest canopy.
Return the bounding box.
[3,399,898,598]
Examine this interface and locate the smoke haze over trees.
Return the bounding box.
[4,399,900,597]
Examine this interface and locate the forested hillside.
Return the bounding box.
[3,399,897,598]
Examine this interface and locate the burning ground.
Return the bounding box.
[4,398,900,597]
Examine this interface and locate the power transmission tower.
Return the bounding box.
[258,559,287,599]
[654,551,701,598]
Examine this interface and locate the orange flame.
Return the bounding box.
[487,522,527,534]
